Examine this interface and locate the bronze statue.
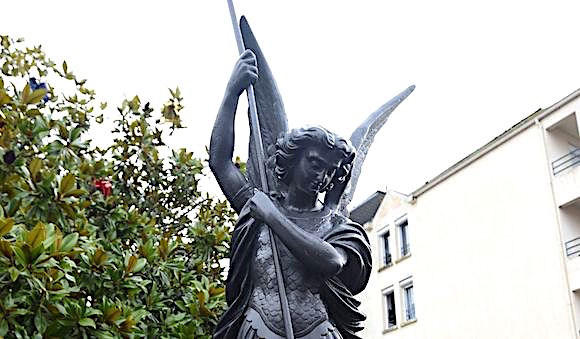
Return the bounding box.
[210,15,413,339]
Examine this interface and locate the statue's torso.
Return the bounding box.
[249,207,333,337]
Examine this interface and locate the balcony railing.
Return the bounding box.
[552,148,580,175]
[565,236,580,257]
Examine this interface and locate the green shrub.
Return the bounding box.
[0,35,234,338]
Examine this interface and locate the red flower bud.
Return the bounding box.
[94,178,113,197]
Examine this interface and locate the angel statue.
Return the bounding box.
[209,16,414,339]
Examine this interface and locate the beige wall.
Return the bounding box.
[409,126,573,339]
[359,103,580,338]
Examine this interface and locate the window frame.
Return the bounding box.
[400,277,416,322]
[377,226,392,268]
[382,286,397,330]
[396,216,410,257]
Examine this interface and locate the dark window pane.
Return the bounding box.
[382,231,391,265]
[404,285,415,320]
[385,291,397,327]
[400,220,410,256]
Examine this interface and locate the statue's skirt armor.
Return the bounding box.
[238,307,342,338]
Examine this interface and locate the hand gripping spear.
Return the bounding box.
[226,1,295,337]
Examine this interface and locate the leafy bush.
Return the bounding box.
[0,35,234,338]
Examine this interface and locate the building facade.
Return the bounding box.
[355,89,580,338]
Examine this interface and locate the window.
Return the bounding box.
[379,229,392,266]
[383,288,397,329]
[401,280,416,321]
[398,218,410,256]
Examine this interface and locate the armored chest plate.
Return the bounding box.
[249,208,333,337]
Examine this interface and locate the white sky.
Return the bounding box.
[4,0,580,206]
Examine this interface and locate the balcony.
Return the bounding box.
[552,154,580,208]
[546,112,580,207]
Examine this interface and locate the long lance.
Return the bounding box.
[226,1,295,337]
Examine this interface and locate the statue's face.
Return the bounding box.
[290,146,342,196]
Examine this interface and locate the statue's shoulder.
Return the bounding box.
[329,211,362,230]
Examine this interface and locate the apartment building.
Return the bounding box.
[353,89,580,338]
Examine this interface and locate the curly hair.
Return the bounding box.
[269,126,355,193]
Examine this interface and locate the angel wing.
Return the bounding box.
[324,85,416,215]
[240,16,288,192]
[239,15,414,213]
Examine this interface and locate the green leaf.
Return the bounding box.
[93,330,116,339]
[34,312,48,334]
[0,90,11,105]
[62,60,68,74]
[60,232,78,252]
[0,318,7,336]
[64,273,76,283]
[6,199,20,217]
[132,258,147,273]
[29,157,42,179]
[26,88,48,104]
[36,257,58,269]
[131,309,148,322]
[13,246,28,266]
[26,222,46,249]
[0,218,14,237]
[125,255,137,273]
[78,318,96,328]
[21,82,31,103]
[0,239,12,258]
[11,308,31,316]
[54,303,67,316]
[8,266,19,281]
[70,127,82,141]
[62,188,87,198]
[59,173,75,196]
[165,312,186,325]
[85,308,103,317]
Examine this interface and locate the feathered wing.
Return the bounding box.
[325,85,416,215]
[240,16,288,191]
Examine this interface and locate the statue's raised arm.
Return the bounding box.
[208,50,258,213]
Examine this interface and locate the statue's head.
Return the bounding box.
[272,126,355,195]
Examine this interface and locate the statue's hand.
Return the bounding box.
[248,190,275,223]
[227,49,258,96]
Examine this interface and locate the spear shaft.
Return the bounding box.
[226,1,295,337]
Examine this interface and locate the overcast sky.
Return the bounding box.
[4,0,580,206]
